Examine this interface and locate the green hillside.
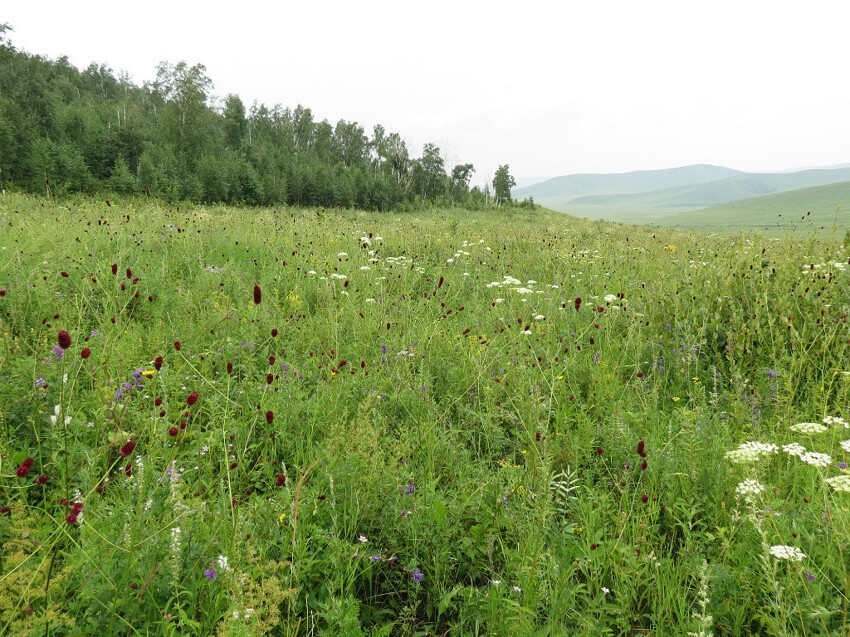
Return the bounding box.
[644,179,850,233]
[528,166,850,220]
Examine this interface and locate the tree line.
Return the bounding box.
[0,25,532,211]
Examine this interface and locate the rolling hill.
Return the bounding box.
[518,165,850,222]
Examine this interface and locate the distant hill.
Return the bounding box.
[521,165,850,221]
[513,164,742,203]
[643,180,850,233]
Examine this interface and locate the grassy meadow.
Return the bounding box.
[1,193,849,636]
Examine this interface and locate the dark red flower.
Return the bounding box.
[0,288,6,297]
[590,543,598,550]
[229,462,238,470]
[119,440,136,457]
[276,474,286,486]
[636,371,645,378]
[23,457,33,467]
[269,355,276,366]
[71,502,83,514]
[58,330,72,350]
[637,440,646,457]
[36,473,49,485]
[186,391,198,406]
[227,362,233,374]
[60,271,69,278]
[271,328,278,337]
[65,513,78,525]
[266,410,274,424]
[16,464,31,478]
[126,268,132,279]
[155,397,162,406]
[111,263,118,275]
[574,297,582,311]
[641,494,649,503]
[173,341,181,351]
[596,447,603,456]
[253,284,262,305]
[640,460,648,471]
[81,347,91,359]
[129,582,139,590]
[154,355,164,370]
[0,505,11,513]
[168,427,179,436]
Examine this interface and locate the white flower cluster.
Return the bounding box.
[790,422,828,434]
[840,440,850,453]
[782,442,806,456]
[799,452,832,468]
[769,545,806,562]
[824,415,849,428]
[725,441,779,464]
[735,479,765,497]
[824,474,850,492]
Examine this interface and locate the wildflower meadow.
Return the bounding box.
[0,193,848,635]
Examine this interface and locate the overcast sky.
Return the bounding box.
[4,0,849,186]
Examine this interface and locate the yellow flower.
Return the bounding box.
[671,396,680,402]
[141,369,155,378]
[278,512,287,524]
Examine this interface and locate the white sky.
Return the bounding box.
[4,0,849,185]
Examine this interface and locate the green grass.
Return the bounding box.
[0,193,849,635]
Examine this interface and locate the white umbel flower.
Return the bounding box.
[799,452,832,468]
[824,474,850,492]
[824,416,849,428]
[790,422,828,434]
[769,545,806,561]
[725,441,779,464]
[735,479,765,497]
[782,442,807,456]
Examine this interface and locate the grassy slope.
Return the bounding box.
[644,180,850,233]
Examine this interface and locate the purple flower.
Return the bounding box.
[406,483,415,495]
[205,568,217,580]
[839,462,848,470]
[52,345,64,359]
[370,555,381,561]
[35,378,47,388]
[765,369,778,378]
[380,343,388,354]
[805,571,816,582]
[410,568,424,583]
